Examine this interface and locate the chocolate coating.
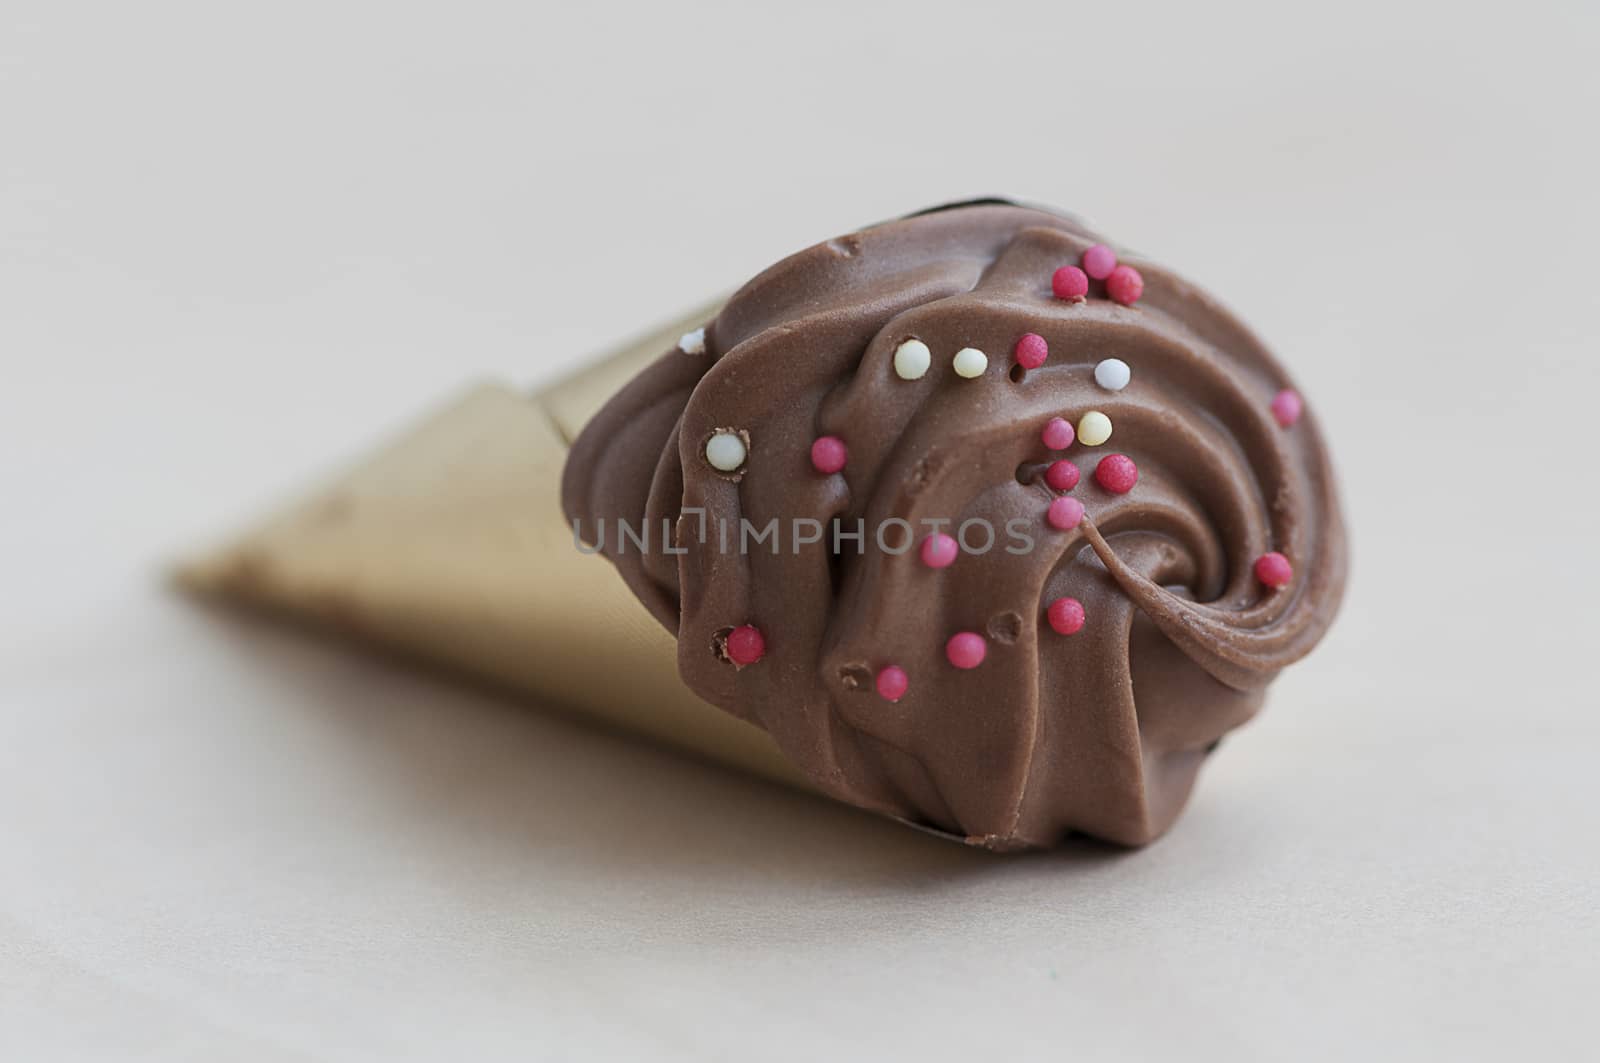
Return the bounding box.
[562,204,1347,849]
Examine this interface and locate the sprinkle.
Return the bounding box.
[1042,416,1075,450]
[1014,333,1049,370]
[1044,460,1080,491]
[1095,454,1139,494]
[705,431,747,472]
[810,435,848,474]
[1081,244,1117,281]
[1094,358,1131,391]
[1047,597,1086,635]
[1106,265,1144,306]
[953,347,989,379]
[945,631,987,669]
[1255,552,1293,589]
[1271,389,1303,427]
[875,666,909,702]
[678,327,706,354]
[920,533,959,569]
[1077,411,1113,447]
[1047,496,1085,530]
[725,624,766,666]
[894,339,931,380]
[1051,266,1089,301]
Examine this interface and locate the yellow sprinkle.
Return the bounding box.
[1077,411,1113,447]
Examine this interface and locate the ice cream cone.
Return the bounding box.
[179,200,1348,851]
[176,302,806,789]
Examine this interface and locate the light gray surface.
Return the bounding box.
[2,2,1597,1060]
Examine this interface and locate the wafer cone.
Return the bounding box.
[176,304,805,788]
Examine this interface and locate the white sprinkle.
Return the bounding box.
[679,327,706,355]
[705,431,747,472]
[1094,358,1131,391]
[952,347,989,379]
[894,339,931,380]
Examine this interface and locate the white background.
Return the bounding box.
[3,2,1597,1059]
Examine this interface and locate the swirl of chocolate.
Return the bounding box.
[562,203,1346,849]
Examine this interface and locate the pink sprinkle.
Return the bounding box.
[1047,597,1086,635]
[945,632,987,670]
[875,665,909,702]
[1271,389,1303,428]
[1081,244,1117,281]
[1095,454,1139,494]
[1047,496,1085,530]
[1254,552,1293,589]
[810,435,848,474]
[725,624,766,666]
[920,533,959,569]
[1041,416,1075,450]
[1051,265,1089,301]
[1014,332,1049,370]
[1044,460,1080,492]
[1106,265,1144,305]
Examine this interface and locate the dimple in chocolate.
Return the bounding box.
[562,203,1347,849]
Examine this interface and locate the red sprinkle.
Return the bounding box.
[875,665,909,702]
[945,632,987,669]
[1105,265,1144,305]
[1014,332,1049,370]
[920,533,959,569]
[1271,389,1303,428]
[1081,244,1117,281]
[1044,460,1081,492]
[1095,454,1139,494]
[725,624,766,666]
[1047,597,1086,635]
[1254,552,1293,589]
[1041,416,1075,450]
[1047,496,1085,530]
[810,435,848,474]
[1051,265,1089,301]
